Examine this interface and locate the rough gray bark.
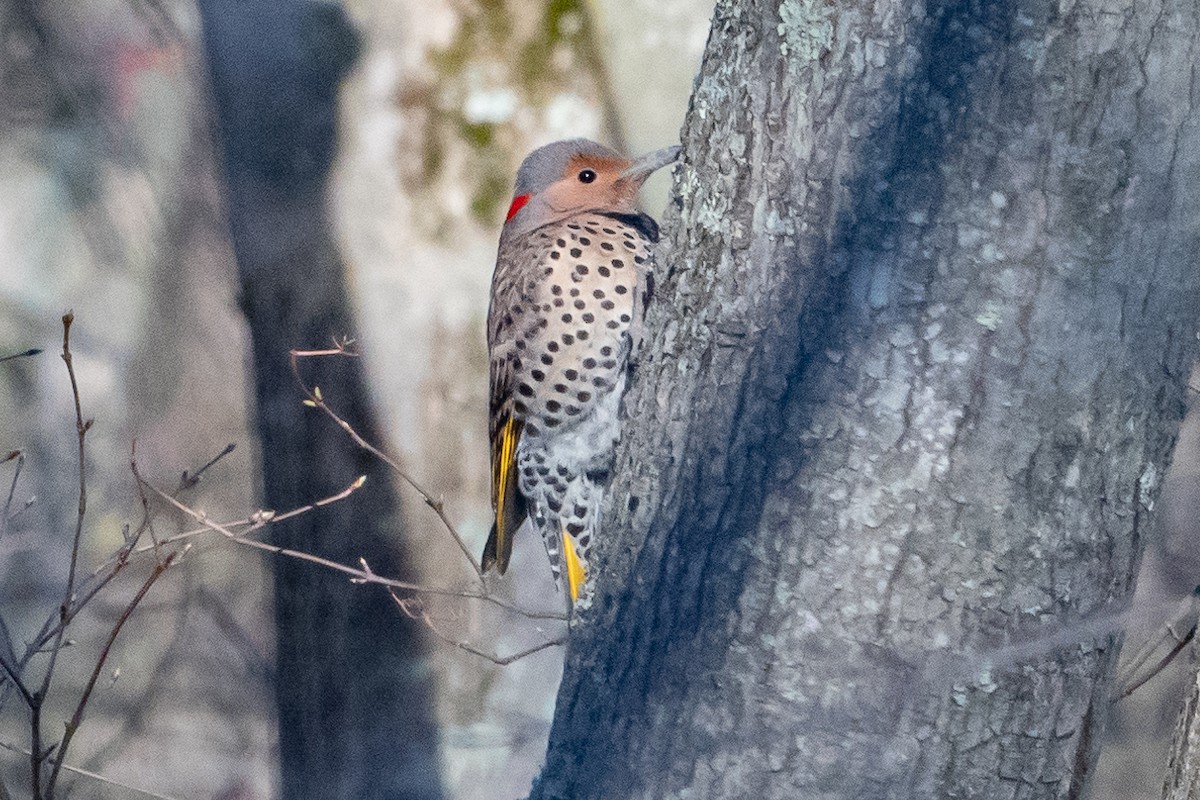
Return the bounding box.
[1164,651,1200,800]
[198,2,443,798]
[531,0,1200,798]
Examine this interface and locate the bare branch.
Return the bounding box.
[0,740,185,800]
[40,314,90,700]
[0,348,42,363]
[0,658,33,708]
[141,478,567,622]
[1114,590,1200,702]
[175,442,236,493]
[391,591,566,666]
[0,450,24,543]
[290,344,485,581]
[44,550,181,798]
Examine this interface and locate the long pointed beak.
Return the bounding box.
[617,145,682,187]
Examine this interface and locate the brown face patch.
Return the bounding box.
[563,153,631,180]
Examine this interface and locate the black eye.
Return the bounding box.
[578,169,597,184]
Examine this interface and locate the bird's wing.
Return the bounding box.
[483,361,525,574]
[481,234,537,574]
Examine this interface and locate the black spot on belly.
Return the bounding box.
[585,467,611,484]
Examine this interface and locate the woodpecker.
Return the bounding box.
[481,138,680,607]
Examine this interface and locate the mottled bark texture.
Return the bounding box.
[198,2,443,799]
[1164,654,1200,800]
[531,0,1200,798]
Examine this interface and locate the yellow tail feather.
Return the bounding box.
[562,531,586,603]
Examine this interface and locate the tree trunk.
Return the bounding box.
[532,0,1200,798]
[1164,642,1200,800]
[197,2,444,798]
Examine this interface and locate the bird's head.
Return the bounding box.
[502,138,681,236]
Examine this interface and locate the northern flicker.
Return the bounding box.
[481,138,680,606]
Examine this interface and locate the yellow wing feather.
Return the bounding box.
[482,415,524,574]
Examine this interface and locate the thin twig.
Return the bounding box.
[141,479,566,622]
[175,442,236,493]
[0,740,184,800]
[44,551,180,798]
[1117,622,1196,701]
[390,591,565,665]
[31,313,90,797]
[0,348,42,363]
[1114,590,1200,702]
[289,343,485,581]
[0,451,24,543]
[0,658,32,708]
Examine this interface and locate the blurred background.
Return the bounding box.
[0,0,1195,798]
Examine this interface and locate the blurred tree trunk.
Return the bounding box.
[531,0,1200,798]
[197,2,443,799]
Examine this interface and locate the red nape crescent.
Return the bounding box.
[505,194,531,222]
